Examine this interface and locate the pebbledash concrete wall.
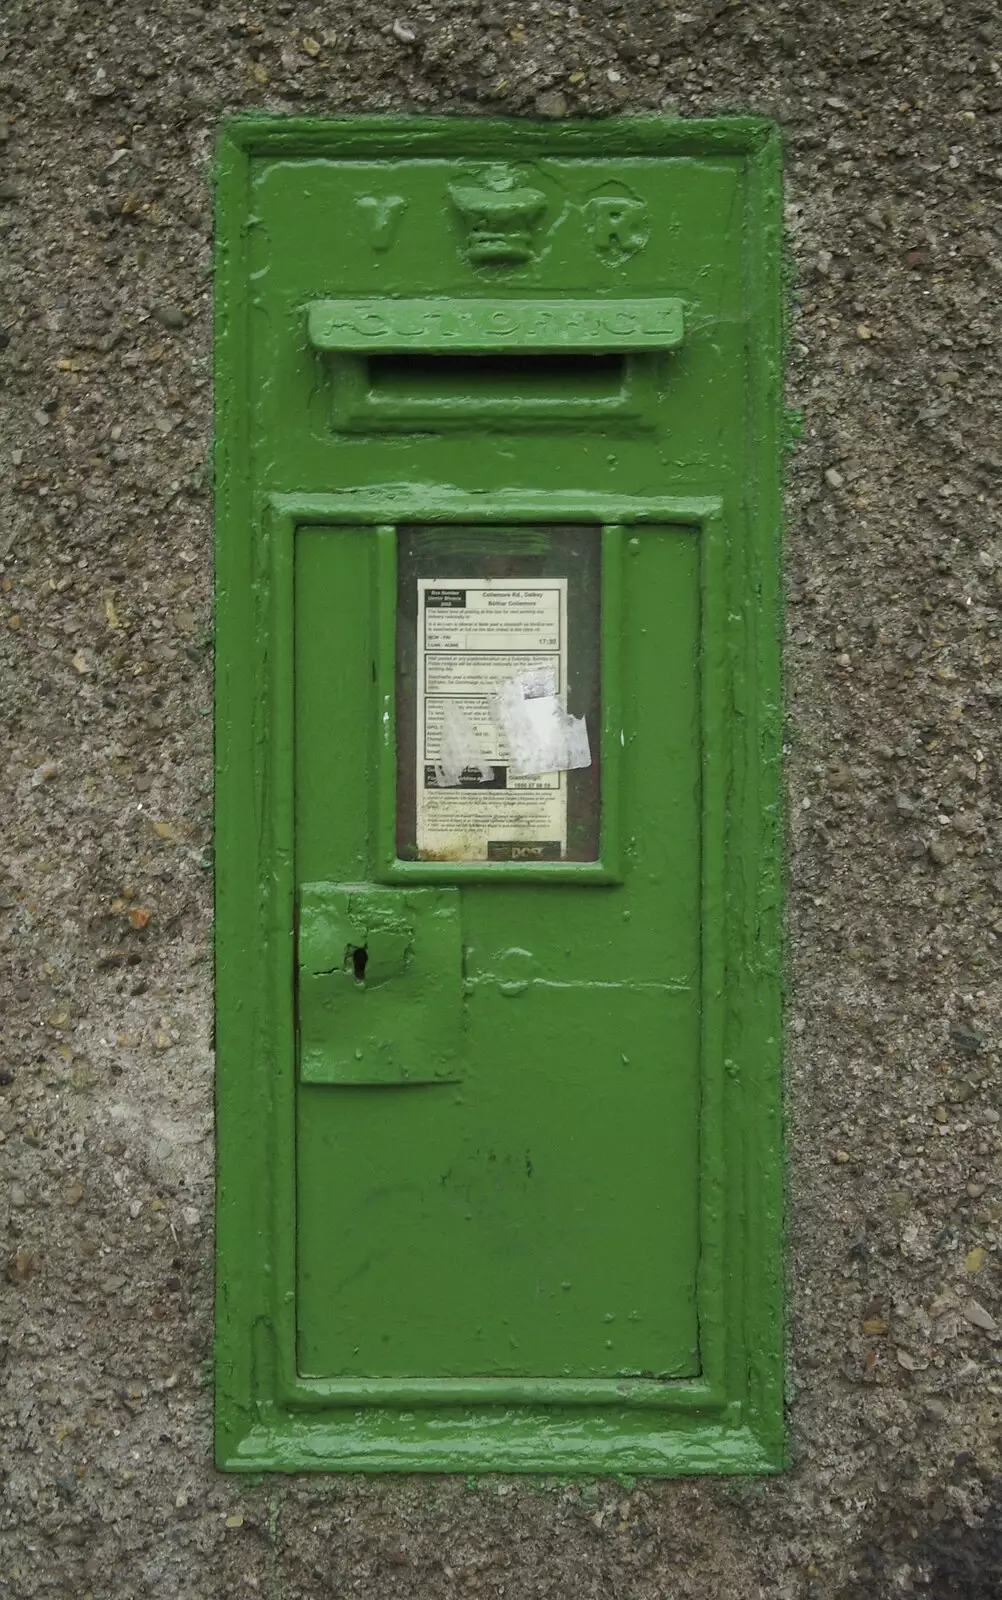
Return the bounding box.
[2,2,1001,1595]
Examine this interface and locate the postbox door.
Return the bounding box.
[294,521,702,1382]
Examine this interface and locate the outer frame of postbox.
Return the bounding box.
[213,115,785,1476]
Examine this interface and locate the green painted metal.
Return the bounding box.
[214,115,785,1476]
[298,884,464,1085]
[295,519,701,1385]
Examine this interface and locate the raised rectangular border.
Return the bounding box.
[373,504,625,883]
[214,114,784,1476]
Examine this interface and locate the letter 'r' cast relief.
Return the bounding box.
[586,187,650,265]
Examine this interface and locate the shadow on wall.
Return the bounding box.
[840,1469,1002,1599]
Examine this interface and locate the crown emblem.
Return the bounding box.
[448,164,547,267]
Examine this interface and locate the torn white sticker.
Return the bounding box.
[433,701,495,788]
[493,670,591,778]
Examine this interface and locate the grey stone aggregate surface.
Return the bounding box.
[2,0,1002,1595]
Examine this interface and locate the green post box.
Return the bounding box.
[214,116,784,1475]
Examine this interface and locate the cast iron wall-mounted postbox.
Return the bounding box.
[215,116,784,1475]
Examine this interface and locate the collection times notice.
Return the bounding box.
[415,577,578,862]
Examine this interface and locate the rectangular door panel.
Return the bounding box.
[295,523,702,1383]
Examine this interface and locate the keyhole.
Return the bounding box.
[347,945,368,983]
